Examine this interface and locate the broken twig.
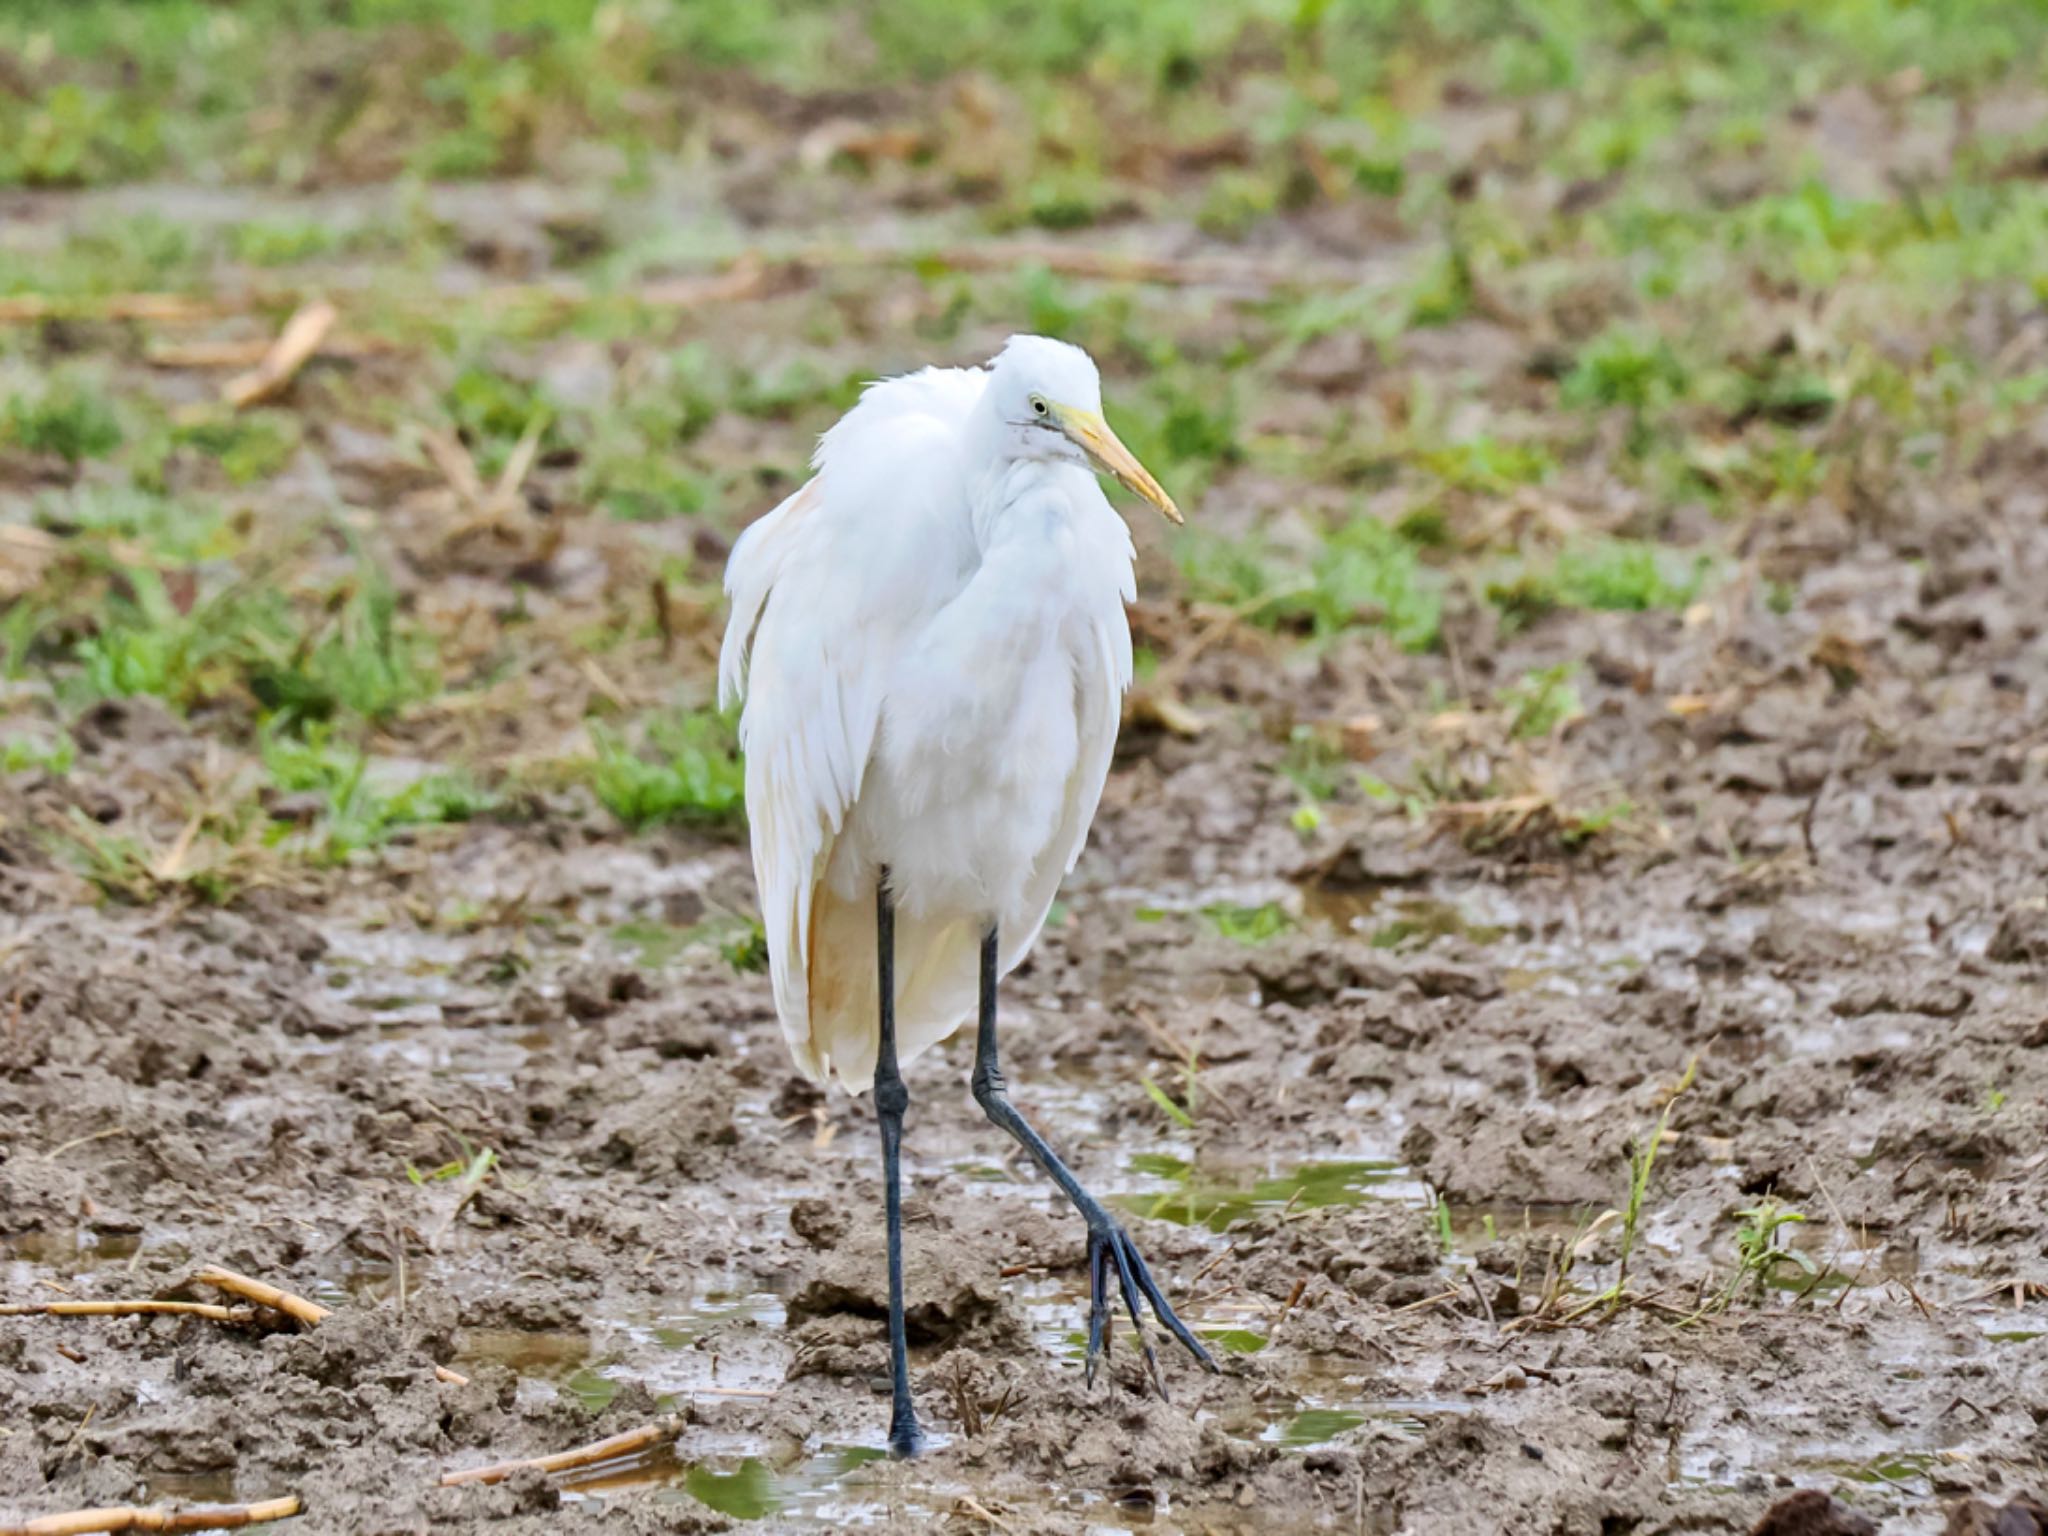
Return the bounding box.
[441,1414,686,1488]
[222,300,336,410]
[0,1301,251,1323]
[0,1496,300,1535]
[192,1267,330,1328]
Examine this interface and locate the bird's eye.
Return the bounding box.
[1030,397,1049,417]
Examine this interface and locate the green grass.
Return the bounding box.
[70,572,289,711]
[1487,538,1712,629]
[1604,1057,1695,1311]
[1200,901,1293,944]
[1718,1198,1815,1306]
[247,571,439,727]
[585,709,746,833]
[171,411,303,486]
[57,562,436,727]
[1,730,77,775]
[1498,663,1584,741]
[52,806,256,906]
[3,375,122,463]
[263,727,498,864]
[1179,516,1443,651]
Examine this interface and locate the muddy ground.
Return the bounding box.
[6,9,2048,1534]
[7,486,2048,1532]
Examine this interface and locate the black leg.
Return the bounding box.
[874,875,925,1458]
[969,927,1216,1394]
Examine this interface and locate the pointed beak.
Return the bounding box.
[1051,405,1182,524]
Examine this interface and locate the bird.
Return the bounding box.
[718,334,1216,1457]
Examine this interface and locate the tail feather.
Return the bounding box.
[804,877,982,1092]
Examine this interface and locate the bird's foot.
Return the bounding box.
[887,1408,927,1460]
[1082,1220,1218,1398]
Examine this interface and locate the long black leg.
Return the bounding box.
[874,874,925,1458]
[969,926,1216,1393]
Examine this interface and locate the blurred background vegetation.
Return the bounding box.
[1,0,2044,907]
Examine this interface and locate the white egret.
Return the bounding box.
[719,335,1215,1456]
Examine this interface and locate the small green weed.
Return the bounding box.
[1140,1069,1196,1130]
[1605,1057,1696,1308]
[1561,327,1691,415]
[263,727,495,864]
[173,411,302,485]
[52,806,255,906]
[228,218,341,266]
[586,709,745,832]
[1488,539,1710,628]
[3,375,122,463]
[720,920,769,974]
[1718,1198,1815,1307]
[1497,663,1584,740]
[246,571,438,727]
[2,730,76,774]
[1179,518,1442,651]
[1279,723,1346,803]
[1200,902,1293,944]
[72,572,285,711]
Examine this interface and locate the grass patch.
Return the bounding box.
[61,562,435,727]
[1487,539,1711,629]
[2,730,77,775]
[1179,516,1442,651]
[1200,901,1293,945]
[3,375,122,462]
[263,727,497,865]
[585,709,746,833]
[71,572,286,711]
[1497,664,1585,741]
[53,805,259,906]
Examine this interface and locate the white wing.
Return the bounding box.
[841,495,1134,1086]
[999,520,1135,976]
[719,366,986,1079]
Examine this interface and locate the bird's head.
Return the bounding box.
[987,335,1182,524]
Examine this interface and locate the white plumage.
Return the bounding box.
[719,337,1206,1455]
[720,337,1150,1090]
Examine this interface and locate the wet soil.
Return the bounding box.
[7,138,2048,1536]
[7,504,2048,1534]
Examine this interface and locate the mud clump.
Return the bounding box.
[1944,1495,2048,1536]
[1987,896,2048,966]
[585,1059,742,1177]
[1751,1490,1880,1536]
[786,1235,1017,1351]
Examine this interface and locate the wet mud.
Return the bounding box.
[7,480,2048,1533]
[4,80,2048,1536]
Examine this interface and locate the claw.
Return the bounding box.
[1084,1238,1113,1388]
[1080,1222,1214,1396]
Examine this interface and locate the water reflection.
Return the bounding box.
[560,1444,894,1522]
[1112,1154,1415,1234]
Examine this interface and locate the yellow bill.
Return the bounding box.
[1051,404,1182,524]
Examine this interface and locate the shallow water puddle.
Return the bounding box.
[1,1230,148,1268]
[1298,886,1514,950]
[457,1275,790,1413]
[610,915,759,971]
[639,1288,786,1349]
[2,1230,185,1300]
[305,924,545,1087]
[558,1436,1214,1530]
[452,1325,601,1410]
[142,1471,240,1505]
[1111,1152,1423,1234]
[1682,1437,1975,1500]
[559,1444,899,1522]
